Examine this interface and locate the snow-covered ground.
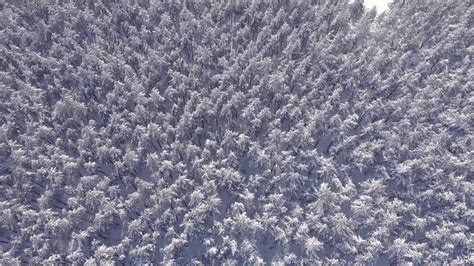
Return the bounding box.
[365,0,392,12]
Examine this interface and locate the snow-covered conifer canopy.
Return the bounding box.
[0,0,472,264]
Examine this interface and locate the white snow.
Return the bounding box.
[365,0,392,12]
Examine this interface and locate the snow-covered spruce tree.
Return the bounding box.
[0,0,472,264]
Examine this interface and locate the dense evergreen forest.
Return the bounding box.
[0,0,472,264]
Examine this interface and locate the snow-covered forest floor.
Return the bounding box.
[0,0,472,264]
